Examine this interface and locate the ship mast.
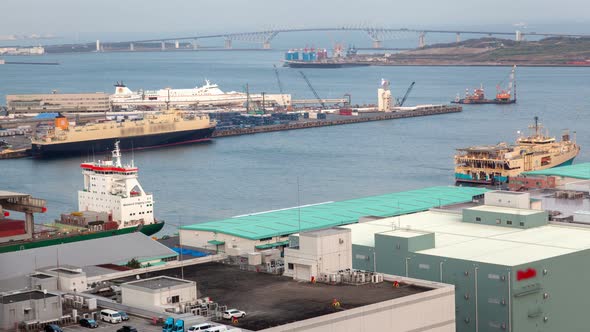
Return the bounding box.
[112,141,122,167]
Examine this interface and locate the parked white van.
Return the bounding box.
[100,309,122,323]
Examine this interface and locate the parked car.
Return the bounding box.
[118,311,129,321]
[205,327,228,332]
[80,318,98,328]
[43,325,63,332]
[188,323,214,331]
[222,309,246,320]
[100,309,122,323]
[116,326,138,332]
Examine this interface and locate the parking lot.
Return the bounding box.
[61,316,162,332]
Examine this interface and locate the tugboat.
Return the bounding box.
[455,117,580,185]
[452,65,516,104]
[0,142,164,253]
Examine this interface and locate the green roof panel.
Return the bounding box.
[524,162,590,180]
[182,186,488,240]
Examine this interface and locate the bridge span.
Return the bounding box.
[66,27,590,52]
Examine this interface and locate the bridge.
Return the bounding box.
[75,27,589,52]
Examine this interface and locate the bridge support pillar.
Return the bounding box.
[263,41,271,49]
[161,41,166,51]
[192,40,199,50]
[372,40,382,49]
[25,212,34,239]
[224,39,232,49]
[515,30,523,41]
[175,40,180,49]
[130,43,134,51]
[418,32,426,48]
[456,32,461,43]
[96,40,100,52]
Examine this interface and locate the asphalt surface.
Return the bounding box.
[61,316,162,332]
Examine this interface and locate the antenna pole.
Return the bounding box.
[297,177,301,234]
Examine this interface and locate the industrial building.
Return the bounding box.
[283,228,352,281]
[518,162,590,191]
[6,92,110,113]
[341,190,590,332]
[180,186,488,253]
[134,262,456,332]
[121,276,197,312]
[0,290,62,330]
[0,233,178,282]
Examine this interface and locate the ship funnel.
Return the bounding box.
[54,114,69,130]
[114,84,133,95]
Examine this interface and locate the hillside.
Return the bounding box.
[364,37,590,66]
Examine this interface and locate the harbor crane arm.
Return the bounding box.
[298,71,326,108]
[398,81,415,107]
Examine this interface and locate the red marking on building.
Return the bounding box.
[516,268,537,281]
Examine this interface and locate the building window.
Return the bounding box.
[288,263,294,270]
[507,220,512,225]
[496,219,501,224]
[475,217,481,222]
[171,295,180,303]
[520,222,525,227]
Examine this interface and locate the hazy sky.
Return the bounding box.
[2,0,589,37]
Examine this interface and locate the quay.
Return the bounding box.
[213,105,461,138]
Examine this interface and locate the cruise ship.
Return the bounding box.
[110,81,291,108]
[455,117,580,184]
[0,142,164,253]
[31,110,216,157]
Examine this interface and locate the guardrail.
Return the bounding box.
[87,254,226,284]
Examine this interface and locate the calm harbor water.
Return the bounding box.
[1,51,589,234]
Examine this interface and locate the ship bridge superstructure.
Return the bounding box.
[78,142,154,228]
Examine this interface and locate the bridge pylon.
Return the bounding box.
[418,32,426,48]
[161,41,166,51]
[456,32,461,43]
[372,40,382,49]
[224,39,232,49]
[263,41,271,49]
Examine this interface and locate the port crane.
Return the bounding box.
[298,71,326,108]
[273,65,288,110]
[395,81,415,107]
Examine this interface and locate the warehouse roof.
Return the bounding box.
[524,162,590,179]
[466,205,544,216]
[347,210,590,266]
[124,276,193,290]
[0,233,177,281]
[182,186,488,240]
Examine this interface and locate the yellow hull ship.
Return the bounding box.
[455,117,580,184]
[31,110,216,157]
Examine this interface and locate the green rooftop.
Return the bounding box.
[524,162,590,180]
[182,186,488,240]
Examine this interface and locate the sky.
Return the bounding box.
[1,0,589,41]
